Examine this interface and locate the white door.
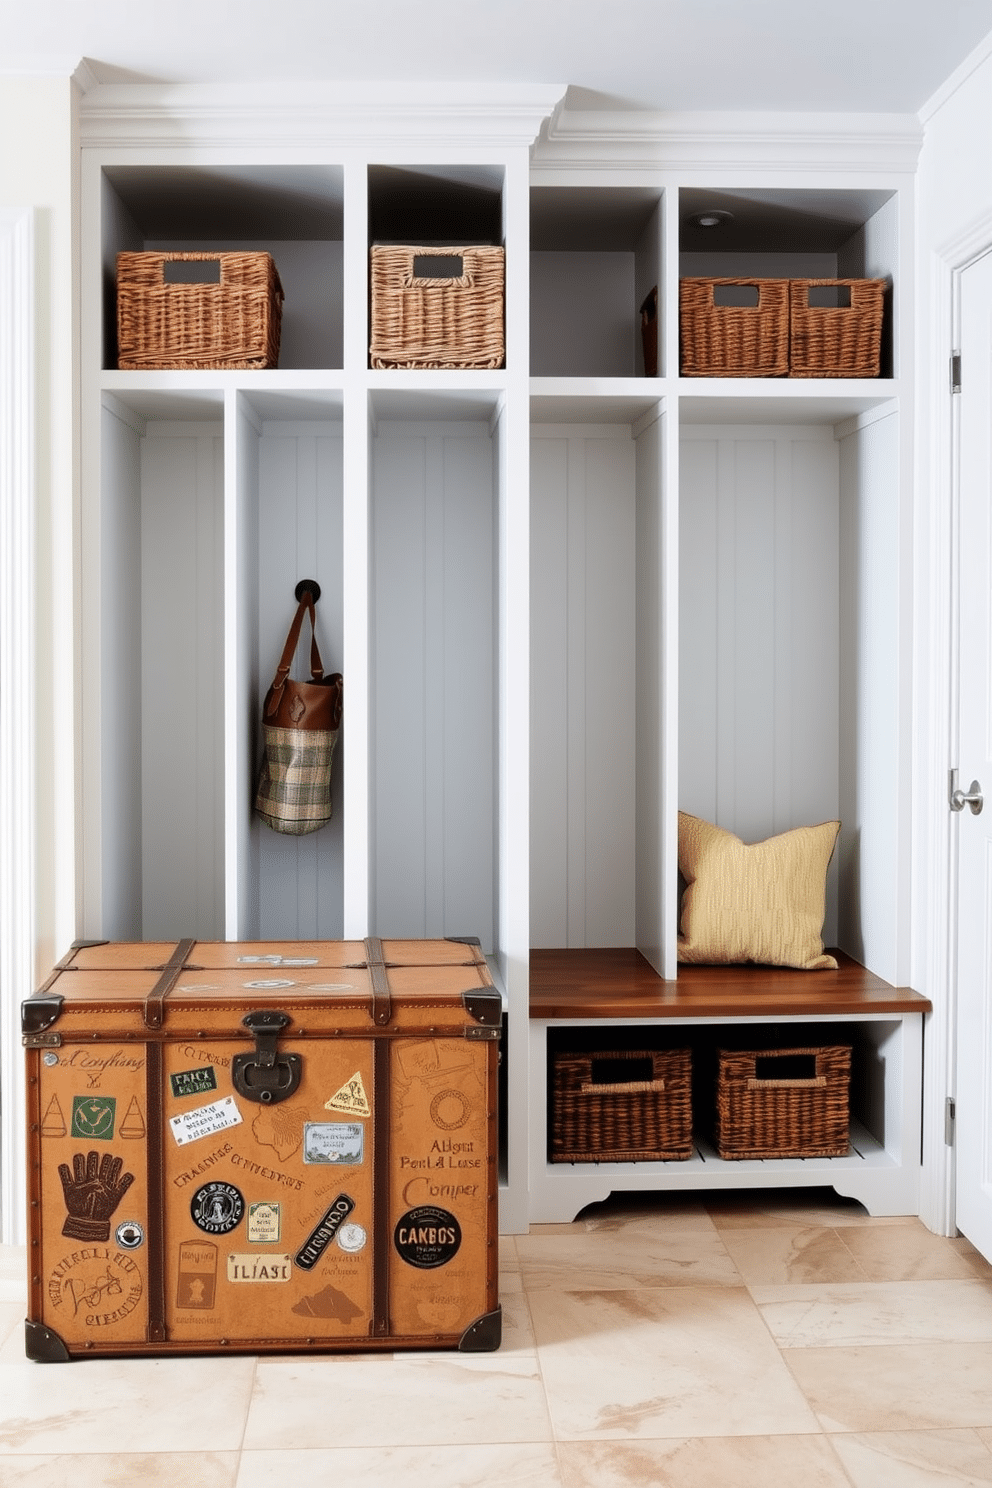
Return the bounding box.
[954,246,992,1261]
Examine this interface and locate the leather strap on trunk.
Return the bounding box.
[371,1036,391,1337]
[143,939,196,1030]
[364,937,392,1026]
[145,1041,167,1343]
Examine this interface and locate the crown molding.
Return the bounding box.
[78,80,566,151]
[532,107,924,175]
[72,58,102,94]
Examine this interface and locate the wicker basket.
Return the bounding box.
[117,251,283,371]
[370,245,504,369]
[789,278,886,378]
[715,1045,852,1160]
[680,277,789,377]
[550,1047,692,1163]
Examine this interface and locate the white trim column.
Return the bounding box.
[0,208,35,1246]
[916,210,992,1236]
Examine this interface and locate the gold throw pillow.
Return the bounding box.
[678,813,840,970]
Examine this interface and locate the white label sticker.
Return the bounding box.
[303,1122,365,1165]
[169,1096,243,1147]
[248,1202,281,1244]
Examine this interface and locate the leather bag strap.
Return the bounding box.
[265,595,325,719]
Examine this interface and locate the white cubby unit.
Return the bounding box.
[526,172,930,1226]
[77,87,552,1234]
[76,88,929,1234]
[82,151,524,950]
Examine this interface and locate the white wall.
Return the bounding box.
[918,41,992,243]
[0,74,78,1242]
[0,77,77,978]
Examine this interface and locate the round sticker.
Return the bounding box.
[190,1181,245,1236]
[394,1206,461,1270]
[116,1220,145,1250]
[337,1222,367,1254]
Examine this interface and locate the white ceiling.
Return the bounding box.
[5,0,992,114]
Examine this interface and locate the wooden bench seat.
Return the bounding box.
[529,947,932,1020]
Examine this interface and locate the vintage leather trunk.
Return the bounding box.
[23,937,501,1361]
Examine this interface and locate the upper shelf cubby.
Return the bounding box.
[100,164,345,373]
[367,165,507,373]
[530,186,664,379]
[679,186,899,380]
[367,164,505,248]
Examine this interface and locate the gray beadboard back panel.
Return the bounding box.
[679,424,841,946]
[371,423,497,951]
[530,427,638,948]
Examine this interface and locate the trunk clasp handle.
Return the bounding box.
[232,1010,302,1104]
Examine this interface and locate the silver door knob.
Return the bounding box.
[950,771,984,815]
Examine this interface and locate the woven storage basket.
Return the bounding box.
[789,278,886,378]
[117,251,283,371]
[715,1045,852,1160]
[550,1048,692,1163]
[680,277,789,377]
[370,245,504,369]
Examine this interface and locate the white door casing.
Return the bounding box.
[952,245,992,1263]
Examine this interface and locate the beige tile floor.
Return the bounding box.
[2,1187,992,1485]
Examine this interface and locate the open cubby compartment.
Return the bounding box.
[678,393,908,984]
[100,163,345,371]
[530,393,672,968]
[369,387,505,954]
[231,387,345,940]
[678,185,899,378]
[691,1017,912,1161]
[95,386,227,941]
[367,163,506,249]
[530,186,665,377]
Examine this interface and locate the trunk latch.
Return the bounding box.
[232,1011,302,1104]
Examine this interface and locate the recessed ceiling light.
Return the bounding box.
[692,210,734,229]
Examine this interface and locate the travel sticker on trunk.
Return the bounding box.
[247,1202,281,1244]
[226,1253,292,1283]
[170,1096,243,1147]
[394,1206,462,1269]
[324,1071,371,1118]
[294,1193,355,1271]
[190,1181,245,1236]
[170,1067,218,1100]
[303,1123,364,1165]
[71,1096,116,1141]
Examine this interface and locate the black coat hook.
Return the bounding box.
[295,578,321,604]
